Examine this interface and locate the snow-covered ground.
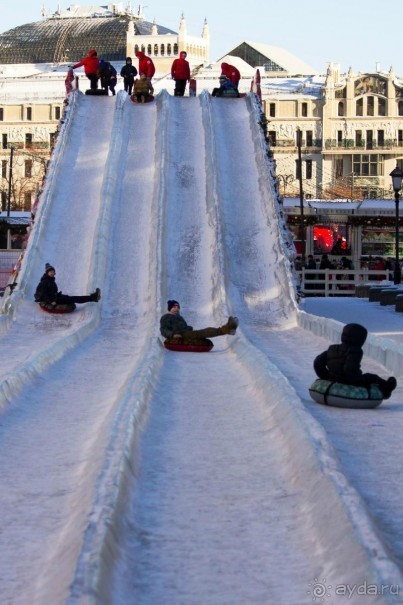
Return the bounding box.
[0,90,402,605]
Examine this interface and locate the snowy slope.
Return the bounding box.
[0,91,401,605]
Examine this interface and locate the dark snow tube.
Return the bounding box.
[39,302,76,314]
[309,379,383,409]
[164,338,214,353]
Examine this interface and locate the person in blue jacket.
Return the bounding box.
[212,75,239,97]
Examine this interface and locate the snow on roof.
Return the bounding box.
[196,55,255,80]
[243,41,317,76]
[261,75,325,98]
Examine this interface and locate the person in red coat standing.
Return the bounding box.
[72,49,100,91]
[171,51,191,97]
[221,62,241,89]
[135,51,156,85]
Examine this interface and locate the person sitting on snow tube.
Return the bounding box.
[212,75,239,98]
[34,263,101,309]
[160,300,238,344]
[131,72,154,103]
[313,323,397,399]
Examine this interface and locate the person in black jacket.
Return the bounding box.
[314,323,397,399]
[35,263,101,307]
[160,300,238,343]
[120,57,137,95]
[98,59,117,95]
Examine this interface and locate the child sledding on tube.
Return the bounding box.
[34,263,101,309]
[160,300,238,344]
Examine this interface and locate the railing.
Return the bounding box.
[297,268,390,297]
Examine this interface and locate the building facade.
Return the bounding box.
[263,62,403,201]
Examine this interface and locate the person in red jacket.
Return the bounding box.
[171,51,191,96]
[221,62,241,89]
[135,51,155,84]
[72,49,100,91]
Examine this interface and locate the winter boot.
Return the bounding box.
[380,376,397,399]
[90,288,101,302]
[219,316,239,335]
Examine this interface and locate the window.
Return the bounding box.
[2,133,7,149]
[269,103,276,117]
[306,130,313,146]
[378,98,386,116]
[167,44,172,56]
[25,160,32,178]
[305,159,312,179]
[2,160,7,178]
[377,130,384,146]
[399,130,403,146]
[335,159,343,179]
[338,101,344,116]
[367,96,374,116]
[24,191,32,210]
[356,98,363,116]
[173,43,178,55]
[153,44,158,56]
[25,133,32,148]
[268,131,276,146]
[160,44,165,56]
[366,130,373,149]
[399,101,403,116]
[301,102,308,117]
[295,159,301,179]
[1,191,6,210]
[353,154,383,177]
[337,130,343,146]
[0,107,3,121]
[54,106,61,120]
[26,107,32,121]
[355,130,363,147]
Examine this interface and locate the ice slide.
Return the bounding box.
[0,90,401,605]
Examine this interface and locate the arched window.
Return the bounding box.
[173,43,178,55]
[141,45,145,53]
[160,44,165,56]
[167,44,172,56]
[154,44,158,56]
[147,44,151,55]
[338,101,344,116]
[356,98,363,116]
[378,98,386,116]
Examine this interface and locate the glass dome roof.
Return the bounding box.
[0,16,176,64]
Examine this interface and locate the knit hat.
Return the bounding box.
[45,263,55,273]
[167,300,180,311]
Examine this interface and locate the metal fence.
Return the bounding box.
[0,251,22,295]
[297,268,390,297]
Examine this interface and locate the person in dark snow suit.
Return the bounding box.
[314,323,397,399]
[221,62,241,89]
[171,51,191,96]
[98,60,117,96]
[135,51,155,82]
[34,263,101,307]
[160,300,239,343]
[120,57,138,95]
[72,49,100,90]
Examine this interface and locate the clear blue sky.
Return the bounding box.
[2,0,402,75]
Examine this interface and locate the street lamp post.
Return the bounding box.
[389,165,403,285]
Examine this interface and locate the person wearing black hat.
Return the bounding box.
[314,323,397,399]
[34,263,101,308]
[160,300,238,343]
